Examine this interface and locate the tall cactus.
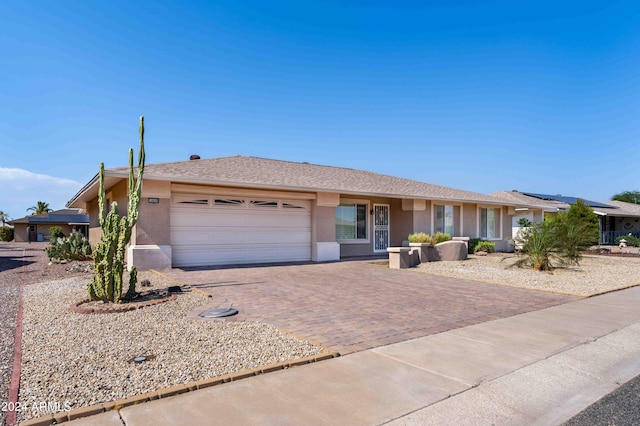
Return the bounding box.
[88,116,146,303]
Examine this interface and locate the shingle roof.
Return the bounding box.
[489,191,569,210]
[490,191,640,218]
[601,200,640,217]
[7,209,89,225]
[105,155,515,205]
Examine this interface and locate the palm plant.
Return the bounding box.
[512,209,598,271]
[512,221,560,271]
[27,201,52,215]
[0,211,8,226]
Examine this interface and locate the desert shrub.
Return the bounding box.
[408,232,430,243]
[431,232,451,245]
[468,238,481,253]
[408,232,452,245]
[46,232,92,263]
[474,240,495,253]
[616,234,640,247]
[0,226,13,242]
[517,217,533,228]
[49,226,65,240]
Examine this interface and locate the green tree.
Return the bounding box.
[611,190,640,205]
[0,211,9,226]
[27,201,52,215]
[563,199,600,247]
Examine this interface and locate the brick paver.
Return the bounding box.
[161,261,577,355]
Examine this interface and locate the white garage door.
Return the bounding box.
[170,194,311,267]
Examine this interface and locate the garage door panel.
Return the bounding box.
[170,199,312,267]
[213,212,308,228]
[170,229,311,246]
[172,244,311,267]
[170,209,214,227]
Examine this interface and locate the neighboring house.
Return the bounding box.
[491,190,640,245]
[8,209,90,242]
[67,155,528,270]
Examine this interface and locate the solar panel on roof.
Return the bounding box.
[522,192,616,209]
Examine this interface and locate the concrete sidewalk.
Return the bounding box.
[66,286,640,426]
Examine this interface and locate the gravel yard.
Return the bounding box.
[416,253,640,297]
[17,271,322,422]
[6,241,640,423]
[0,242,90,426]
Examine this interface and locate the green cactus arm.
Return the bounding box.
[98,163,106,227]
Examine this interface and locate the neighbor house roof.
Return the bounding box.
[600,200,640,217]
[8,209,89,225]
[68,156,524,207]
[490,191,640,218]
[489,191,569,211]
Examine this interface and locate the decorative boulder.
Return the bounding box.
[433,241,468,261]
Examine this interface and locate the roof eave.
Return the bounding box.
[126,173,519,207]
[66,173,123,208]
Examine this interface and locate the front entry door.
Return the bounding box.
[373,204,390,253]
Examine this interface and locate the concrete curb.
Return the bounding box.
[20,351,340,426]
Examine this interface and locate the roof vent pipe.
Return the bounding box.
[190,155,201,160]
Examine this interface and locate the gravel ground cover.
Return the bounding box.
[0,242,90,426]
[17,271,322,422]
[416,253,640,297]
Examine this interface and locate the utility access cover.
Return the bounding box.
[200,308,238,318]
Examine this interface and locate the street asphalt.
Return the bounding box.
[564,373,640,426]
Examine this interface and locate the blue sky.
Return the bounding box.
[1,0,639,218]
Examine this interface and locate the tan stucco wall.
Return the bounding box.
[312,204,337,243]
[462,203,476,237]
[412,205,430,235]
[13,223,75,242]
[86,178,155,246]
[392,198,413,245]
[454,205,461,236]
[13,225,27,242]
[502,206,511,241]
[400,199,431,235]
[133,198,170,245]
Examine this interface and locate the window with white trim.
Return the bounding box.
[336,203,368,240]
[480,207,497,239]
[435,205,455,235]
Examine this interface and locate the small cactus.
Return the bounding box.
[88,116,145,303]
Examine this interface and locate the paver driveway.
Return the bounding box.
[160,260,577,355]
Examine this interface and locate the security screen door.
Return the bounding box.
[373,204,390,253]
